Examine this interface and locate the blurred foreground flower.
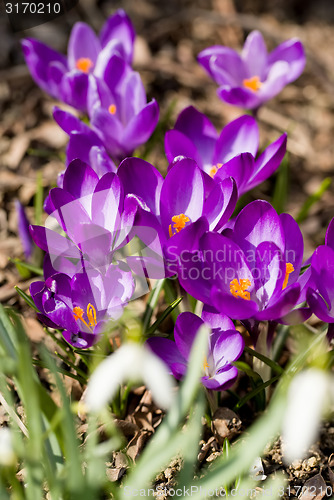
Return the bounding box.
[198,31,305,111]
[282,368,334,464]
[0,427,16,467]
[85,343,176,411]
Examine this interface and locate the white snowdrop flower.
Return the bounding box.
[249,456,267,481]
[85,343,176,412]
[282,368,333,464]
[0,427,16,467]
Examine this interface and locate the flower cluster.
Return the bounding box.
[22,12,333,399]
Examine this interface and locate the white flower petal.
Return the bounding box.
[141,346,176,410]
[85,343,176,412]
[249,456,267,481]
[0,428,16,466]
[282,369,330,464]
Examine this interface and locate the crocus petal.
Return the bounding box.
[279,213,303,281]
[256,283,301,321]
[268,38,306,83]
[66,132,104,168]
[63,330,97,349]
[172,106,218,169]
[29,225,80,260]
[59,71,89,111]
[67,22,100,70]
[325,218,334,250]
[213,331,245,366]
[214,153,254,196]
[160,158,204,236]
[201,305,235,331]
[165,130,202,167]
[231,200,285,259]
[247,134,287,191]
[218,85,260,110]
[174,312,204,361]
[122,99,159,154]
[146,338,187,379]
[254,241,285,308]
[204,177,237,231]
[211,287,259,320]
[99,9,135,61]
[117,158,163,216]
[242,31,268,80]
[63,159,100,200]
[202,365,238,390]
[21,38,67,96]
[311,245,334,308]
[306,288,334,323]
[198,46,247,85]
[213,115,259,165]
[90,108,124,157]
[91,173,123,233]
[53,107,91,136]
[16,200,34,259]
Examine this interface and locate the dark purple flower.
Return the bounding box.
[15,200,34,259]
[173,201,309,333]
[165,106,286,196]
[147,306,244,390]
[22,10,135,111]
[306,218,334,340]
[198,31,305,110]
[30,255,134,348]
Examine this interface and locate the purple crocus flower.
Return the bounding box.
[30,159,139,275]
[118,155,237,237]
[52,57,159,162]
[147,306,244,390]
[198,31,305,110]
[22,9,135,111]
[165,106,287,196]
[87,57,159,160]
[306,218,334,340]
[15,200,34,259]
[30,255,134,348]
[172,201,309,337]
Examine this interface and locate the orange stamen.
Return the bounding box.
[243,76,262,92]
[209,163,223,178]
[86,303,97,328]
[168,213,190,237]
[230,278,251,300]
[76,57,94,74]
[73,304,97,330]
[108,104,117,115]
[203,356,209,370]
[282,262,294,290]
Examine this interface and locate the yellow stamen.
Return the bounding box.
[86,303,97,328]
[243,75,262,92]
[168,213,190,237]
[108,104,117,115]
[209,163,223,178]
[73,304,97,330]
[282,262,294,290]
[230,278,251,300]
[76,57,94,74]
[203,356,209,370]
